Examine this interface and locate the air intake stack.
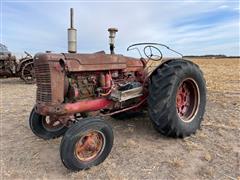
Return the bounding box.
[68,8,77,53]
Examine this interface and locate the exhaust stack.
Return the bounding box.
[68,8,77,53]
[108,28,118,54]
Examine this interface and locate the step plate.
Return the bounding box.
[110,86,143,102]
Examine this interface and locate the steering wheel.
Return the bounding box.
[127,43,183,60]
[143,45,163,61]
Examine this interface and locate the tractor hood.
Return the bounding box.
[34,51,144,72]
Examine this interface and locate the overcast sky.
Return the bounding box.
[1,0,239,58]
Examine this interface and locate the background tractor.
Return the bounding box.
[0,43,35,83]
[29,8,206,171]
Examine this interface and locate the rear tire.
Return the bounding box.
[60,117,113,171]
[21,61,35,84]
[29,107,67,139]
[148,59,206,138]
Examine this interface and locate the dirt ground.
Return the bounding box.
[1,58,239,180]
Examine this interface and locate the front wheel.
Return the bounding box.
[29,107,68,139]
[60,117,113,171]
[148,59,206,138]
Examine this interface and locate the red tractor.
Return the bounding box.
[29,9,206,171]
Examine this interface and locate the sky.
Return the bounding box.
[1,0,239,58]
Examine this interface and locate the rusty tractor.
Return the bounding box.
[0,43,35,84]
[29,9,206,171]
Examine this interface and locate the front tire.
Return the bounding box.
[148,59,206,138]
[29,107,68,139]
[60,117,113,171]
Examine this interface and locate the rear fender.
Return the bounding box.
[146,58,173,77]
[16,58,33,72]
[148,58,192,78]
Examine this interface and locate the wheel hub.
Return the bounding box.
[176,78,200,122]
[176,84,190,115]
[75,131,104,162]
[42,116,63,131]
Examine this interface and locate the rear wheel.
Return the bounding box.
[29,107,68,139]
[60,117,113,171]
[148,59,206,138]
[21,62,35,84]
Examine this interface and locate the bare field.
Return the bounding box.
[1,58,240,180]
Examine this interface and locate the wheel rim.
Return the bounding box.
[41,116,64,132]
[74,130,105,162]
[22,63,35,83]
[176,78,200,123]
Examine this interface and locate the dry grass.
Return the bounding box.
[192,58,240,93]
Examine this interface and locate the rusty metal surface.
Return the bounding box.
[34,52,144,98]
[74,130,105,162]
[176,78,200,123]
[0,52,17,77]
[34,51,147,118]
[34,51,177,120]
[63,53,127,71]
[21,62,35,84]
[16,51,33,72]
[35,52,144,72]
[42,116,64,130]
[35,98,112,116]
[35,63,52,103]
[0,47,35,83]
[34,53,65,104]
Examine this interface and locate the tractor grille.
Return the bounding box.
[35,63,52,102]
